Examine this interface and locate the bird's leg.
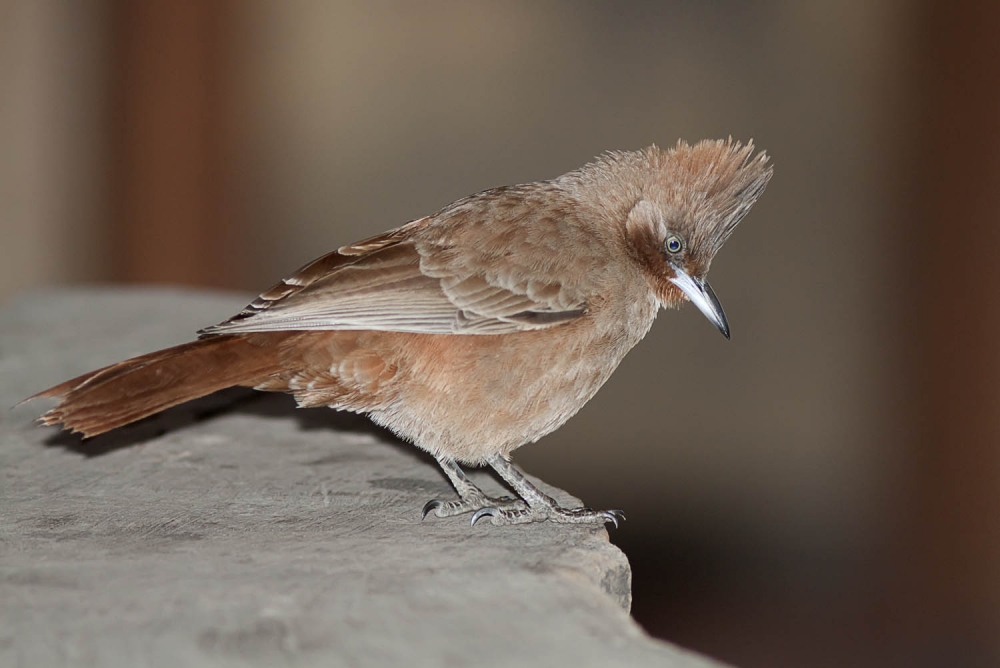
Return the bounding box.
[422,455,526,520]
[471,454,624,528]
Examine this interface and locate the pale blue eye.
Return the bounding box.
[666,236,682,253]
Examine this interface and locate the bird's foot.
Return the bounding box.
[470,504,624,528]
[422,492,526,520]
[424,455,527,520]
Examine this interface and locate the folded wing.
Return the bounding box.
[200,208,591,337]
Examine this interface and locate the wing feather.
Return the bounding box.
[200,201,593,337]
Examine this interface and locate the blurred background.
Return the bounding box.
[2,1,998,666]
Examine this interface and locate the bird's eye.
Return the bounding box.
[665,236,683,254]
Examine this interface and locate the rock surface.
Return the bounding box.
[1,288,728,668]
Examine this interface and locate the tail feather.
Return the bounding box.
[30,335,281,438]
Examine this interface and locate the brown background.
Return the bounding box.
[2,2,998,666]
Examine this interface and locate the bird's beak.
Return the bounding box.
[668,268,730,339]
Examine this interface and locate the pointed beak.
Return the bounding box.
[668,268,731,339]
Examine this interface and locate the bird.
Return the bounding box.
[28,138,772,527]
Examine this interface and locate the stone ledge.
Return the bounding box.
[0,288,728,668]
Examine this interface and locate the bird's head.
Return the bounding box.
[618,138,772,338]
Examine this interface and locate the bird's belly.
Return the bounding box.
[366,320,644,464]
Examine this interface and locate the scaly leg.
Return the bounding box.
[422,454,525,520]
[470,454,624,528]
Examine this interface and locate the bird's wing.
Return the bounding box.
[199,203,596,337]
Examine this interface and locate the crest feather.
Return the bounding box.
[660,138,772,257]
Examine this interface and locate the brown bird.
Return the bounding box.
[29,138,771,527]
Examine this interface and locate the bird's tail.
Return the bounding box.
[28,335,281,438]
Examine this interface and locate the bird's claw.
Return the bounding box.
[421,499,442,520]
[470,507,498,526]
[602,509,626,529]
